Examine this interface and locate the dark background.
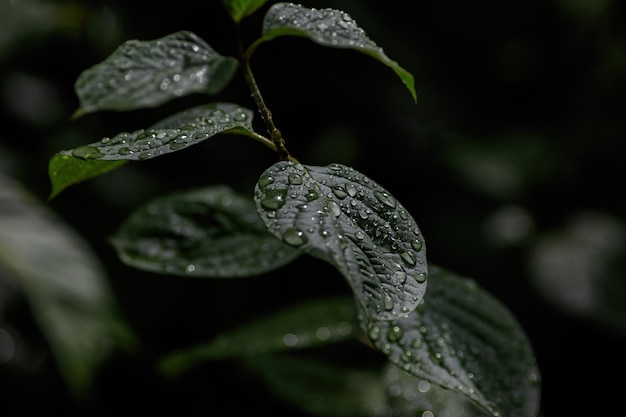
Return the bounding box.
[1,0,625,415]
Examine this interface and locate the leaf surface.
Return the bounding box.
[159,295,356,375]
[363,265,541,417]
[254,161,428,322]
[261,3,416,102]
[110,185,301,277]
[73,31,238,116]
[48,103,255,199]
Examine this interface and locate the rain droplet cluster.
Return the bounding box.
[75,31,236,114]
[254,161,428,321]
[263,2,384,53]
[64,103,252,161]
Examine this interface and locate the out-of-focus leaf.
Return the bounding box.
[73,31,238,117]
[110,185,301,277]
[221,0,268,22]
[0,172,136,397]
[48,103,256,200]
[362,265,541,417]
[260,3,416,102]
[383,363,490,417]
[159,295,356,375]
[254,161,428,322]
[528,210,626,333]
[246,354,388,417]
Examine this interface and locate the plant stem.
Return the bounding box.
[236,28,292,161]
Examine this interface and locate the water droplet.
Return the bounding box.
[332,186,348,199]
[138,151,152,160]
[258,174,274,188]
[387,325,403,342]
[400,250,416,266]
[283,333,299,347]
[283,227,307,246]
[368,326,381,341]
[374,191,396,208]
[305,188,319,201]
[118,147,133,155]
[416,272,427,283]
[260,189,287,210]
[288,173,303,185]
[383,295,394,311]
[72,146,104,160]
[185,264,196,273]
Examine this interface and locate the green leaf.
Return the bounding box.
[254,161,428,322]
[48,155,126,201]
[159,295,356,375]
[363,265,541,417]
[383,363,490,417]
[48,103,255,200]
[110,185,301,277]
[73,31,238,117]
[0,172,136,397]
[221,0,268,22]
[260,3,416,102]
[246,354,388,417]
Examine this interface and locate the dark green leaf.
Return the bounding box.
[362,265,541,417]
[261,3,416,102]
[246,354,388,417]
[110,185,301,277]
[48,155,126,201]
[159,296,357,375]
[73,31,238,117]
[48,103,256,199]
[0,172,136,397]
[221,0,268,22]
[254,161,428,322]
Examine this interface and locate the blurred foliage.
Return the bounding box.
[1,0,625,415]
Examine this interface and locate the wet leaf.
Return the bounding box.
[48,103,255,200]
[73,31,238,117]
[383,363,490,417]
[362,265,541,417]
[110,185,301,277]
[246,354,388,417]
[0,172,136,397]
[159,295,356,375]
[260,3,416,102]
[254,161,428,322]
[221,0,268,22]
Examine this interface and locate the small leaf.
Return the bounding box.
[261,3,416,102]
[48,103,255,199]
[110,185,301,277]
[221,0,268,22]
[159,295,356,375]
[362,265,541,417]
[73,31,238,116]
[254,161,428,322]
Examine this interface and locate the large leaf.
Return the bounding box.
[260,3,416,102]
[110,185,301,277]
[221,0,268,22]
[362,265,541,417]
[254,161,428,322]
[48,103,256,200]
[0,171,136,397]
[73,30,238,117]
[159,295,356,375]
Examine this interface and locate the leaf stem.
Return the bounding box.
[236,25,293,161]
